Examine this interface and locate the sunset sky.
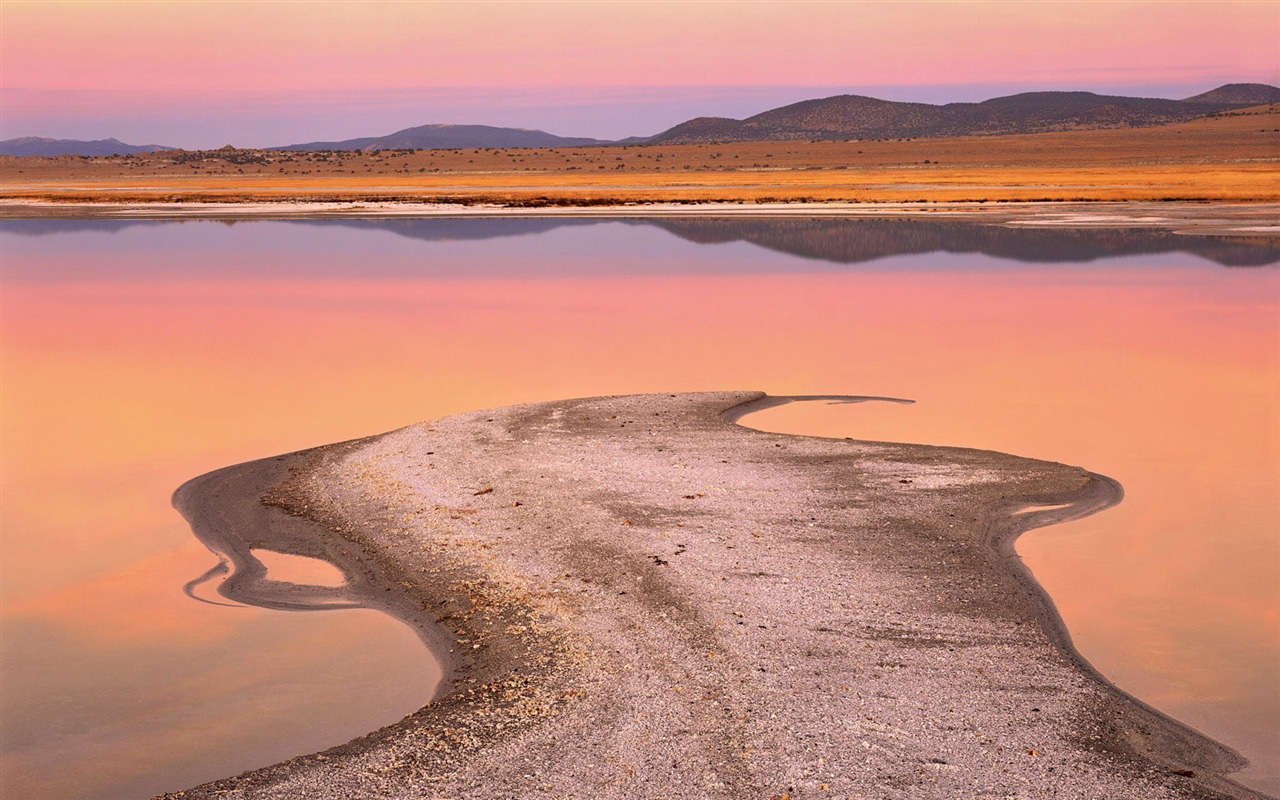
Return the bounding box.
[2,0,1277,148]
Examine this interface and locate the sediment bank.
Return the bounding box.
[167,392,1264,799]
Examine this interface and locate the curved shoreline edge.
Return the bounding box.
[168,391,1268,800]
[729,396,1258,796]
[980,473,1256,797]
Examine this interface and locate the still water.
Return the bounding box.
[2,217,1276,797]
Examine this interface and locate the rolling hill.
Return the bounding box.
[1182,83,1280,105]
[271,83,1280,150]
[272,124,612,152]
[7,83,1276,156]
[0,137,175,157]
[646,84,1280,144]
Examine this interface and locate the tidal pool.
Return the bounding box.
[1,216,1275,797]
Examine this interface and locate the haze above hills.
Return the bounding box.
[4,83,1277,157]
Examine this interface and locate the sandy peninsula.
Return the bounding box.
[169,392,1265,799]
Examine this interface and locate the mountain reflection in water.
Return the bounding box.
[646,217,1280,267]
[4,215,1277,269]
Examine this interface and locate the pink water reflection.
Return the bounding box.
[734,266,1280,794]
[2,219,1275,796]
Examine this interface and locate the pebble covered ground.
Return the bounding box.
[167,392,1264,800]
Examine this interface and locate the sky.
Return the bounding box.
[2,0,1278,148]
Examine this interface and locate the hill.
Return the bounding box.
[12,84,1274,156]
[648,83,1280,144]
[3,95,1275,207]
[273,124,608,152]
[0,137,175,157]
[1182,83,1280,105]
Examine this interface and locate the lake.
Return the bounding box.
[1,216,1276,797]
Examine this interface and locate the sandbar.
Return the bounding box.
[167,392,1265,799]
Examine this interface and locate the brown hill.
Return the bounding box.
[274,123,608,152]
[649,84,1280,144]
[3,102,1275,205]
[1183,83,1280,105]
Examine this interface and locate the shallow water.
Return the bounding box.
[1,217,1275,797]
[252,551,348,588]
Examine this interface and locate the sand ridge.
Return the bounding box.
[167,392,1265,799]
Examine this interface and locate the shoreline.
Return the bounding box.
[4,199,1278,238]
[173,439,468,689]
[167,392,1268,799]
[730,396,1259,795]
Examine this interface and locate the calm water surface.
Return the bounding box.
[2,218,1276,797]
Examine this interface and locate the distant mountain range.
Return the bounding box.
[0,136,175,157]
[266,83,1280,149]
[645,83,1280,144]
[5,83,1277,156]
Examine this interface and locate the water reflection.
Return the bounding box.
[650,217,1280,267]
[174,465,363,613]
[1,541,438,800]
[1,217,1275,797]
[253,551,347,588]
[4,215,1277,271]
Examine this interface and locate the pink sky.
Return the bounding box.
[2,0,1277,146]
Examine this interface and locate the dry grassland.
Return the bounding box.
[3,105,1278,206]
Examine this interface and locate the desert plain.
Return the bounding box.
[2,104,1277,210]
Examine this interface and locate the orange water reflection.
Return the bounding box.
[718,269,1280,794]
[2,220,1276,796]
[0,537,437,799]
